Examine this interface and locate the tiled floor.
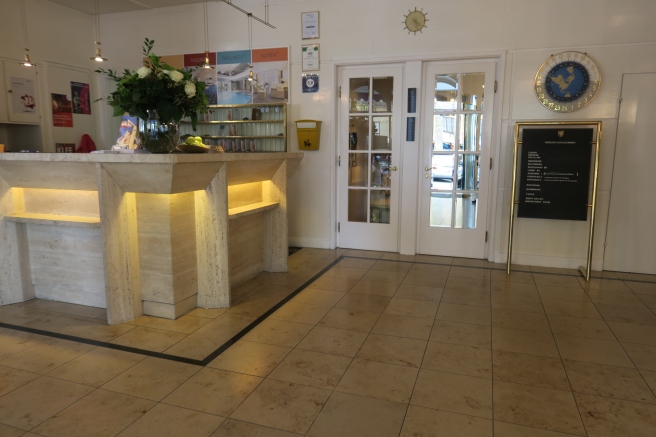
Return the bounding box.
[1,248,656,436]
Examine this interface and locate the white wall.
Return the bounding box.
[96,0,656,269]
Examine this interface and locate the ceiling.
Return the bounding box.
[48,0,210,15]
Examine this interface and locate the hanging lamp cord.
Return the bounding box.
[204,0,209,54]
[21,0,29,50]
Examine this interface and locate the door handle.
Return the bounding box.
[391,166,398,171]
[424,174,429,178]
[424,166,430,171]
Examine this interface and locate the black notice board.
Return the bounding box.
[518,128,593,221]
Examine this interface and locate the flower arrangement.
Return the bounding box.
[96,38,208,130]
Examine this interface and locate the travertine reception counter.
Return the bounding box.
[0,152,302,324]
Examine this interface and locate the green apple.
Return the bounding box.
[185,137,196,145]
[194,136,203,143]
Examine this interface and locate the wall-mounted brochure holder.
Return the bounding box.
[296,120,321,150]
[507,121,602,281]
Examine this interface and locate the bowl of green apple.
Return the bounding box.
[177,136,210,153]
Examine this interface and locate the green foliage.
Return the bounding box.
[96,38,208,130]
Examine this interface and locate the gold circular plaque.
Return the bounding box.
[404,8,427,34]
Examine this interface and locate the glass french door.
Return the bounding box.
[338,66,403,251]
[419,62,496,258]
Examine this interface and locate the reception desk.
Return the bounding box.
[0,152,302,324]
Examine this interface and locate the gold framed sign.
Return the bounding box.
[301,11,320,40]
[302,44,320,72]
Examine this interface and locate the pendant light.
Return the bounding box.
[91,0,107,62]
[202,0,213,69]
[19,0,34,67]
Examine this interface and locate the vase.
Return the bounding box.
[137,109,180,154]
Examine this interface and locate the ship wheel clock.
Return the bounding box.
[534,51,601,112]
[403,8,428,35]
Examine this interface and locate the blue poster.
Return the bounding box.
[302,74,319,93]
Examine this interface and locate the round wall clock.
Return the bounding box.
[534,51,601,112]
[403,8,427,35]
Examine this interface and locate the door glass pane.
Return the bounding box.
[434,74,458,110]
[349,116,369,150]
[462,73,485,110]
[455,193,478,229]
[370,190,390,224]
[348,189,368,222]
[371,153,391,187]
[458,154,479,191]
[432,114,456,151]
[432,154,455,190]
[459,114,481,151]
[372,116,391,150]
[430,193,452,227]
[373,77,393,112]
[349,78,370,112]
[349,153,369,187]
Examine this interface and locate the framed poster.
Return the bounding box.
[302,74,319,93]
[302,44,320,72]
[301,11,320,39]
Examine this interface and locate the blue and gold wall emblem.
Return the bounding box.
[535,51,601,112]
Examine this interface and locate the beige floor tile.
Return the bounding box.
[554,335,634,368]
[0,423,25,437]
[361,269,408,285]
[402,271,448,288]
[370,259,414,273]
[334,293,391,313]
[242,319,313,348]
[163,367,262,416]
[442,289,491,307]
[493,421,581,436]
[110,326,186,353]
[533,274,582,288]
[625,281,656,295]
[296,326,367,357]
[269,302,332,325]
[401,405,492,437]
[187,307,229,319]
[490,270,535,284]
[492,327,559,358]
[323,266,369,280]
[493,380,585,435]
[0,329,45,360]
[0,364,39,396]
[564,359,656,403]
[384,297,439,318]
[308,276,359,292]
[536,285,591,302]
[318,308,380,333]
[638,293,656,309]
[579,278,632,293]
[547,314,615,340]
[335,358,418,403]
[371,313,434,340]
[609,321,656,345]
[356,333,427,368]
[409,263,451,276]
[530,266,581,275]
[449,266,491,280]
[117,403,224,437]
[290,288,345,307]
[33,389,155,437]
[0,337,94,374]
[393,284,443,302]
[575,392,656,437]
[343,249,385,259]
[641,369,656,392]
[127,314,211,334]
[230,378,331,434]
[23,299,107,319]
[207,340,291,376]
[492,350,570,391]
[491,294,544,313]
[211,419,301,436]
[0,304,51,325]
[595,303,656,325]
[272,271,315,288]
[587,289,649,308]
[436,303,491,326]
[381,253,418,262]
[348,279,399,297]
[47,347,145,387]
[307,391,406,437]
[226,293,287,319]
[541,298,603,319]
[445,276,491,293]
[0,376,93,430]
[411,369,492,419]
[490,281,539,297]
[492,308,551,333]
[414,254,453,265]
[452,258,496,269]
[422,341,491,378]
[23,312,134,342]
[268,349,351,389]
[622,342,656,371]
[430,320,492,348]
[101,357,200,401]
[337,257,377,269]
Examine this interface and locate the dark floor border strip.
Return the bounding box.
[198,255,344,366]
[0,321,204,366]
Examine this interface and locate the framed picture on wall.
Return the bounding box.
[301,11,320,39]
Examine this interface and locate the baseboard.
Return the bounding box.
[288,237,331,249]
[494,251,603,271]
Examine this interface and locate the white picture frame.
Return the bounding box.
[301,11,320,40]
[302,44,320,72]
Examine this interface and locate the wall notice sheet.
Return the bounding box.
[518,128,593,221]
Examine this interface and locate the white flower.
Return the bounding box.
[137,66,150,78]
[169,70,184,82]
[184,81,196,97]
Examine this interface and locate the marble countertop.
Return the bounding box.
[0,151,303,163]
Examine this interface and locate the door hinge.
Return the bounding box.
[338,156,341,167]
[338,222,341,232]
[338,86,341,98]
[485,231,488,243]
[494,80,498,93]
[489,158,493,170]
